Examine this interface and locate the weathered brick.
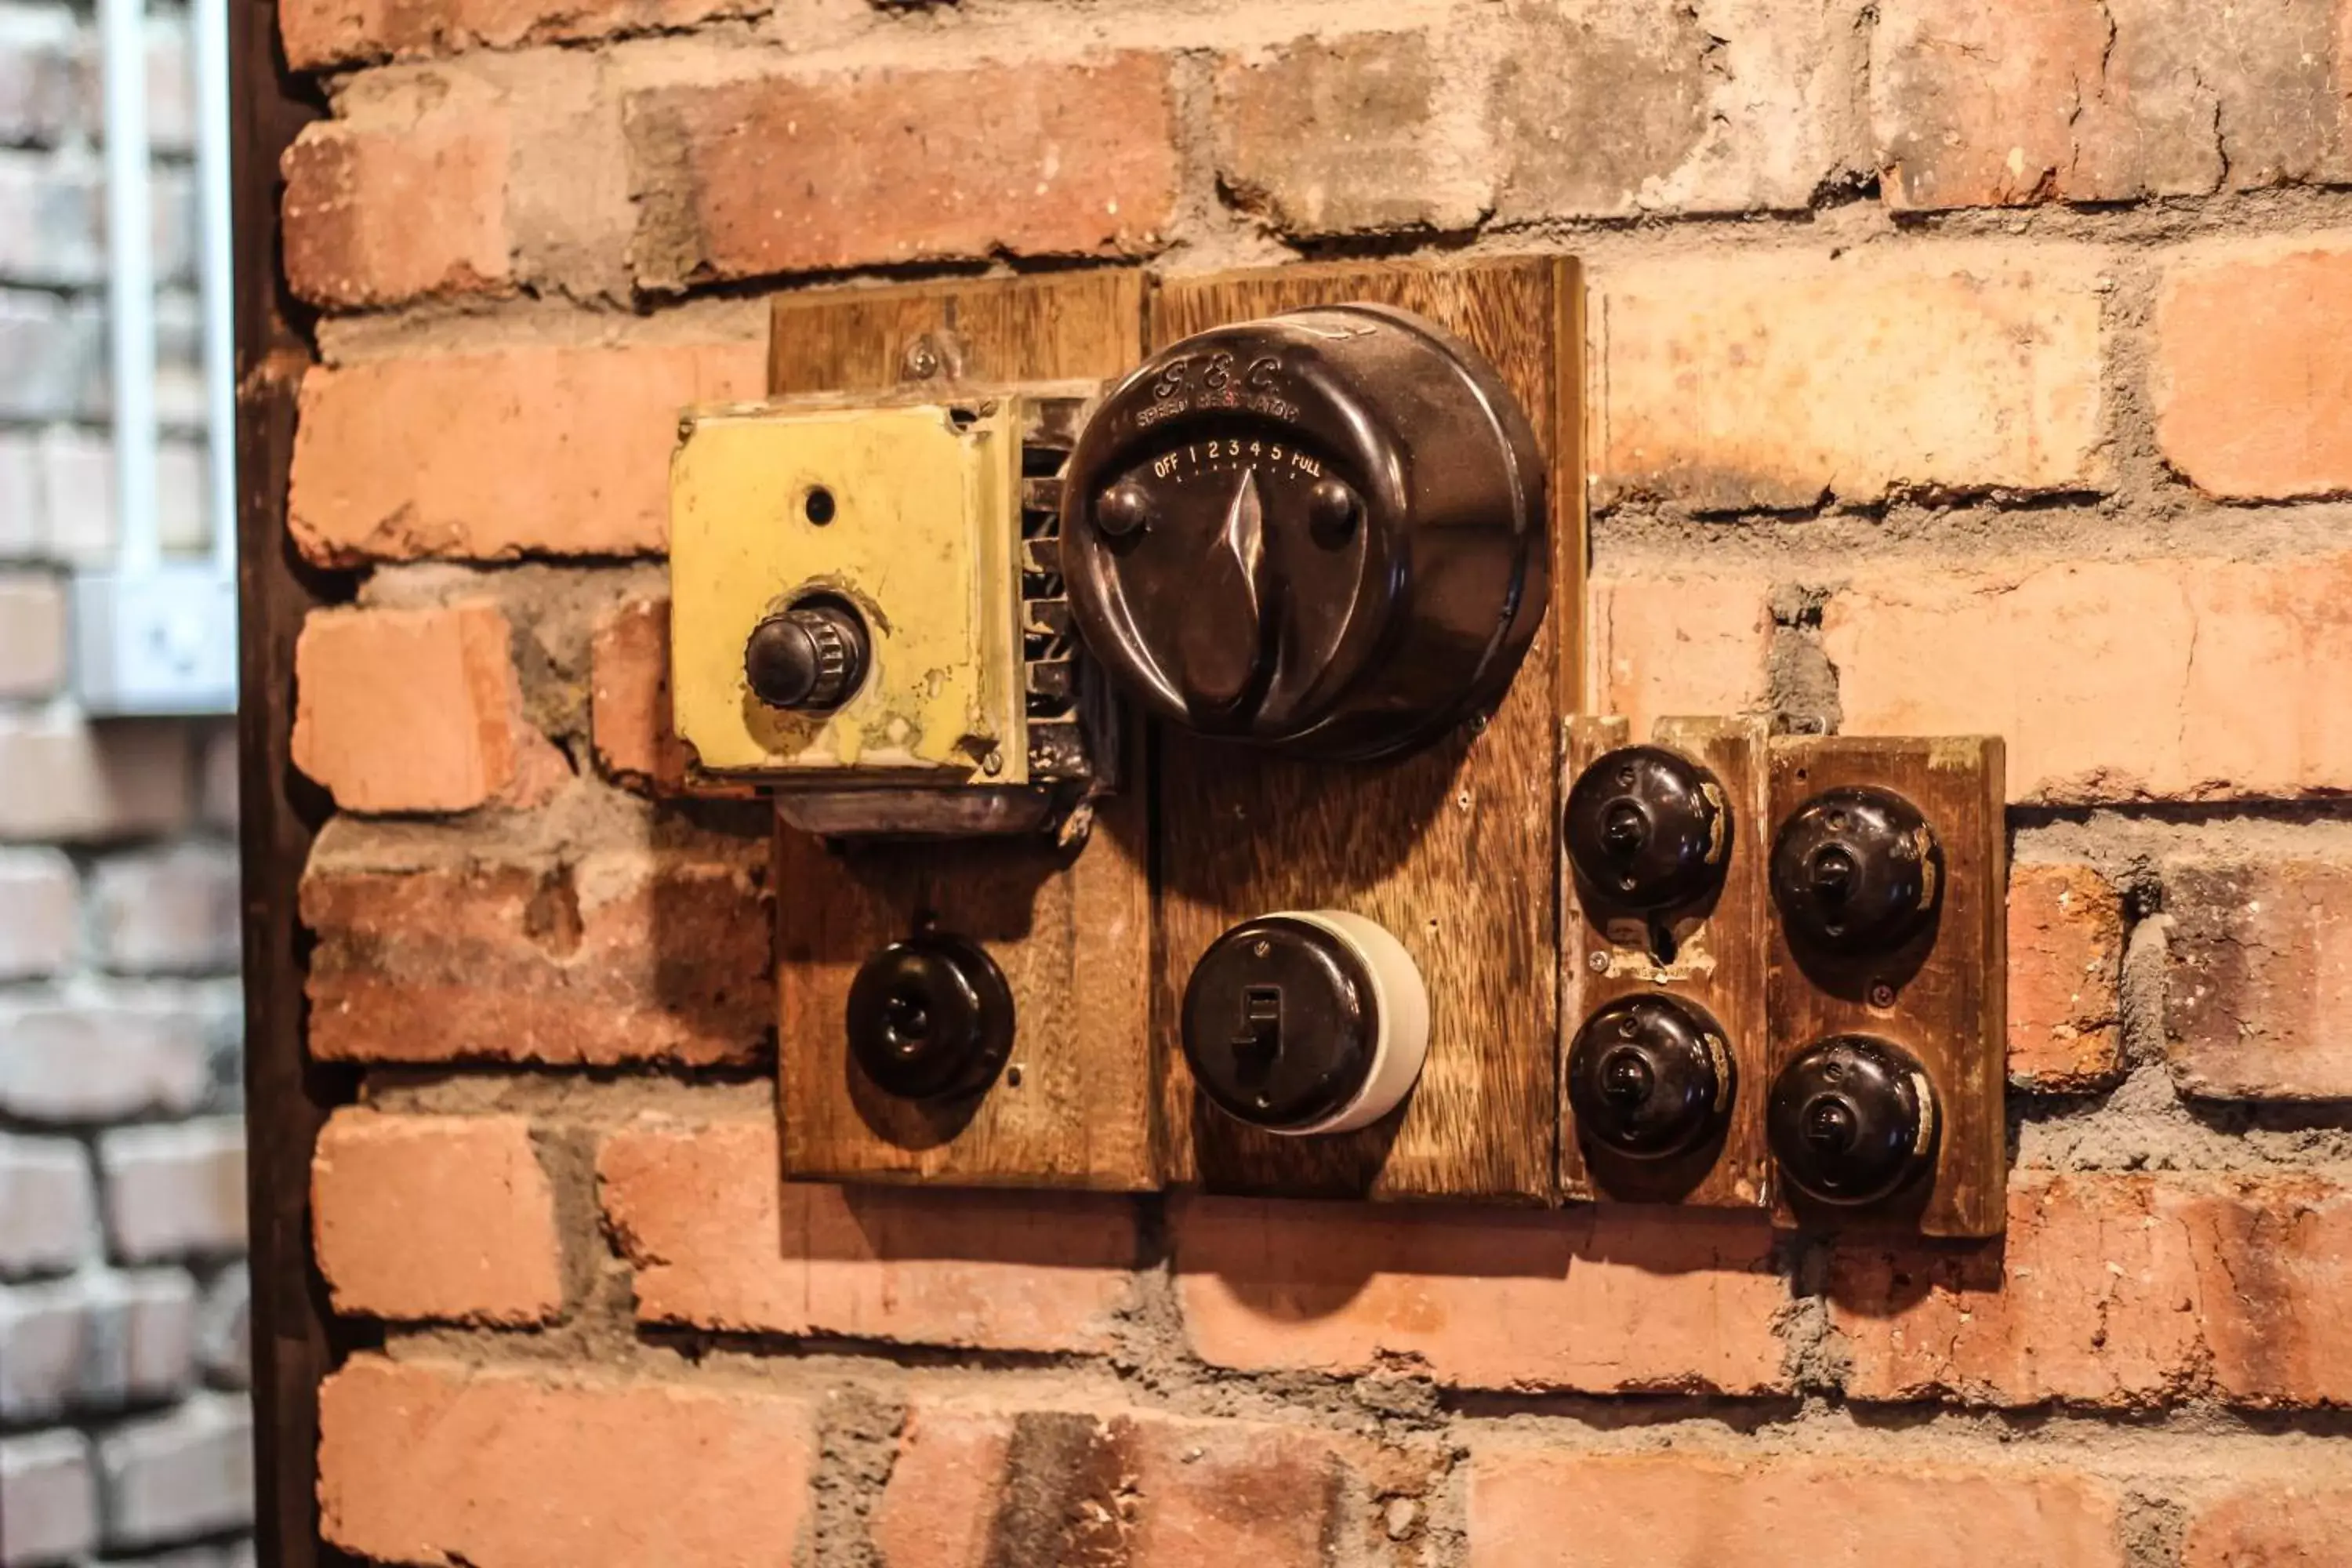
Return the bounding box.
[0,149,102,287]
[195,721,236,833]
[2154,238,2352,500]
[0,1269,197,1421]
[90,845,241,975]
[1586,569,1775,735]
[290,338,764,562]
[280,0,757,69]
[98,1119,245,1263]
[97,1393,253,1549]
[0,572,64,699]
[0,288,89,423]
[1469,1449,2125,1566]
[313,1109,564,1324]
[2008,862,2126,1091]
[318,1356,812,1567]
[1824,554,2352,804]
[31,424,113,561]
[281,100,511,309]
[1873,0,2349,209]
[599,1118,1135,1349]
[2166,854,2352,1100]
[0,995,213,1123]
[0,711,191,844]
[0,1431,97,1566]
[1596,247,2104,510]
[302,838,771,1065]
[1173,1196,1787,1393]
[0,848,77,979]
[0,1134,92,1278]
[291,601,568,815]
[143,12,193,153]
[194,1266,248,1389]
[1831,1170,2352,1406]
[0,5,85,146]
[0,431,36,557]
[1494,0,1856,220]
[1216,31,1484,237]
[625,55,1176,289]
[871,1396,1412,1568]
[590,594,689,791]
[2183,1479,2352,1567]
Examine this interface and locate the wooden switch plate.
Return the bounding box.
[1559,715,1773,1210]
[1762,735,2009,1237]
[1151,257,1586,1204]
[769,272,1160,1192]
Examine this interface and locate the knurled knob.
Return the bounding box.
[744,601,869,712]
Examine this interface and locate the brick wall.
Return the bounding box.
[277,2,2352,1564]
[0,5,253,1566]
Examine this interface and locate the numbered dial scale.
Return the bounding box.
[1061,305,1550,760]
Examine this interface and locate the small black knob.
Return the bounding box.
[1767,1034,1935,1206]
[845,934,1012,1101]
[1565,746,1727,913]
[745,601,869,712]
[1182,916,1375,1132]
[1566,993,1730,1160]
[1770,786,1940,954]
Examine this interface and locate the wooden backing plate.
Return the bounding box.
[769,272,1161,1191]
[1560,715,1772,1208]
[1152,258,1586,1203]
[1763,735,2008,1236]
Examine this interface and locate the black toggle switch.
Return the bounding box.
[1566,993,1732,1160]
[845,932,1012,1101]
[1564,745,1729,913]
[1766,1033,1936,1206]
[1180,911,1428,1136]
[1769,786,1941,955]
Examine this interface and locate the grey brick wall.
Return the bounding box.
[0,4,249,1563]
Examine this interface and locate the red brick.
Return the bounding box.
[1469,1449,2125,1566]
[624,55,1176,289]
[1873,0,2348,210]
[1824,554,2352,804]
[1173,1196,1787,1394]
[2007,862,2125,1091]
[1596,246,2104,510]
[292,601,568,815]
[597,1118,1135,1351]
[312,1110,564,1325]
[281,105,510,309]
[1830,1170,2352,1406]
[0,713,190,844]
[2183,1479,2352,1567]
[2166,855,2352,1101]
[2155,240,2352,500]
[319,1356,812,1567]
[281,0,758,68]
[1492,0,1851,220]
[871,1396,1414,1568]
[591,595,699,794]
[1586,569,1775,732]
[289,338,766,563]
[301,841,771,1067]
[1215,32,1483,237]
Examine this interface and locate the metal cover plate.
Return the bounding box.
[670,401,1022,780]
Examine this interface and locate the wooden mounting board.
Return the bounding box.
[1763,735,2008,1237]
[1151,258,1587,1203]
[1559,715,1772,1209]
[771,272,1161,1191]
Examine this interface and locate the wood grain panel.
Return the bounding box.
[1152,258,1586,1203]
[1763,736,2008,1237]
[771,272,1160,1191]
[1559,716,1771,1209]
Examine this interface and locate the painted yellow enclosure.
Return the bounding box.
[668,401,1025,782]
